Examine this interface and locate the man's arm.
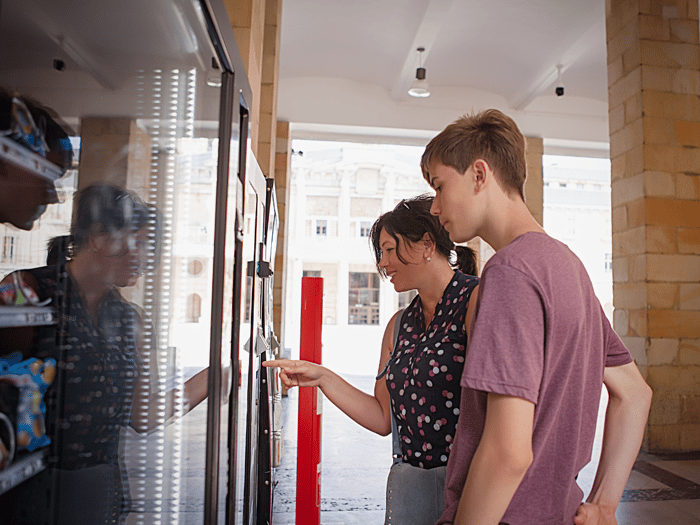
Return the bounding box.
[454,393,535,525]
[574,362,652,525]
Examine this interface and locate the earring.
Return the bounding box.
[426,256,431,262]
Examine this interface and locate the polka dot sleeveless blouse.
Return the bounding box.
[386,270,479,469]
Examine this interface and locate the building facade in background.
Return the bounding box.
[283,141,613,376]
[284,142,427,374]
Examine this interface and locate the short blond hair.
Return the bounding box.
[421,109,527,200]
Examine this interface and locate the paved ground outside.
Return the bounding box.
[272,374,391,525]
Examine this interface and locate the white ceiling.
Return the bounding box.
[0,0,615,151]
[276,0,613,149]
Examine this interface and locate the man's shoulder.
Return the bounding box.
[496,232,577,265]
[505,231,563,255]
[485,232,564,271]
[483,232,590,295]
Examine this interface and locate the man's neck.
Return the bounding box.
[481,195,546,252]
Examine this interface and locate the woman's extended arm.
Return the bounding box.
[262,310,402,436]
[130,364,214,433]
[129,310,216,433]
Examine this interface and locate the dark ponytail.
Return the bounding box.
[454,245,478,276]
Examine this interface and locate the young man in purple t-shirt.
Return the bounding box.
[421,109,652,525]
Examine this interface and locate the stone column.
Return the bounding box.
[606,0,700,452]
[274,121,291,352]
[78,117,151,198]
[525,136,544,226]
[225,0,265,155]
[257,0,282,176]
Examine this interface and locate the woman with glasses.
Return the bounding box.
[1,183,208,524]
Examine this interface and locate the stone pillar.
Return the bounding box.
[78,117,151,198]
[224,0,265,155]
[606,0,700,453]
[274,121,291,351]
[257,0,282,176]
[226,0,285,346]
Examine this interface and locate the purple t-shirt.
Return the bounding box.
[438,232,632,525]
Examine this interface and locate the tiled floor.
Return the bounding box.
[272,374,700,525]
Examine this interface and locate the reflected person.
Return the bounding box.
[1,184,208,524]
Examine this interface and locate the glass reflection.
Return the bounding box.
[0,0,231,522]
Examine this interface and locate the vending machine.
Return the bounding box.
[0,0,279,523]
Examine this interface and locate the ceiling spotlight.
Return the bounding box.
[408,47,430,98]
